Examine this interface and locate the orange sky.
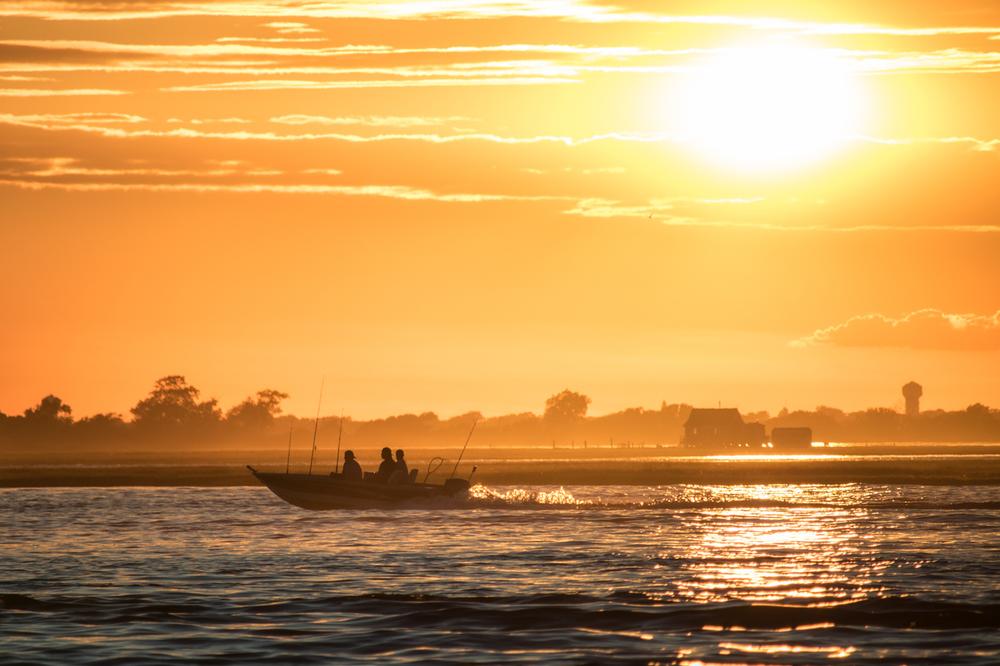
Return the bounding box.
[1,1,998,419]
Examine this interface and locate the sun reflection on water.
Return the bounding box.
[718,641,857,658]
[675,505,884,604]
[651,485,888,661]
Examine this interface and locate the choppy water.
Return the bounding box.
[3,484,1000,664]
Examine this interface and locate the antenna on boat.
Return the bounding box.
[285,422,294,474]
[333,409,344,475]
[308,376,325,476]
[449,417,478,480]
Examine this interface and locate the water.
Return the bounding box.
[3,484,1000,664]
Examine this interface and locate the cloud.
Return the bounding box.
[166,117,252,125]
[0,38,676,60]
[0,114,855,153]
[0,156,246,178]
[563,197,687,219]
[563,196,764,218]
[0,74,52,81]
[560,196,1000,233]
[851,48,1000,75]
[522,166,626,175]
[1,2,999,41]
[0,1,611,21]
[795,309,1000,350]
[263,21,320,35]
[215,37,325,44]
[271,114,470,128]
[164,75,576,93]
[4,37,1000,83]
[1,112,146,124]
[0,177,564,203]
[0,87,126,96]
[0,113,666,145]
[858,135,1000,152]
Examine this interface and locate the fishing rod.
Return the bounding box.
[334,409,344,475]
[307,377,325,476]
[423,456,446,483]
[449,417,478,480]
[285,422,294,474]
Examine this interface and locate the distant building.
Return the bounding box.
[903,381,922,418]
[683,408,766,449]
[745,422,767,447]
[771,427,813,450]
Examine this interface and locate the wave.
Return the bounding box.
[5,592,999,632]
[464,485,1000,511]
[469,485,587,505]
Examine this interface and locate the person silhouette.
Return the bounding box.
[392,449,409,484]
[376,446,395,483]
[340,450,362,482]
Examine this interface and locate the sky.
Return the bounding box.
[1,1,998,419]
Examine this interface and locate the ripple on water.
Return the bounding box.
[2,484,1000,664]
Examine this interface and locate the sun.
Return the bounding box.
[675,44,868,172]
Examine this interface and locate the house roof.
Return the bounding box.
[684,408,744,428]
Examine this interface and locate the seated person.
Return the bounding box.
[375,446,395,483]
[389,449,409,484]
[340,450,362,482]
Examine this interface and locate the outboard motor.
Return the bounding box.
[443,478,470,495]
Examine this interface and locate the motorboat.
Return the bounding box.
[247,465,471,509]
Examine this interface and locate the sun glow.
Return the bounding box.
[676,45,868,172]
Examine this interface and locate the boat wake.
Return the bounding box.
[467,484,587,506]
[457,485,1000,511]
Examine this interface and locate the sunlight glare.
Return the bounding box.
[676,45,867,172]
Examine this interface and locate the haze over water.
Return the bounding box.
[4,484,999,664]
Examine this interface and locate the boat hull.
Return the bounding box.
[248,467,470,510]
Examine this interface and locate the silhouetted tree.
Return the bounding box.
[853,408,903,441]
[75,413,128,443]
[226,389,289,429]
[444,411,484,426]
[77,412,125,427]
[543,389,591,443]
[544,389,591,422]
[23,395,72,423]
[4,395,76,444]
[131,376,221,432]
[959,403,997,440]
[965,403,992,418]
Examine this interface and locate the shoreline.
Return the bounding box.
[4,456,1000,487]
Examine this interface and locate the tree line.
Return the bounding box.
[2,377,999,449]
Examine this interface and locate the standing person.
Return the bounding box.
[340,450,362,482]
[376,446,395,483]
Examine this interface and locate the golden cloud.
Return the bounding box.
[795,309,1000,350]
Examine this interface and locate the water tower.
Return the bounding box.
[902,381,922,418]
